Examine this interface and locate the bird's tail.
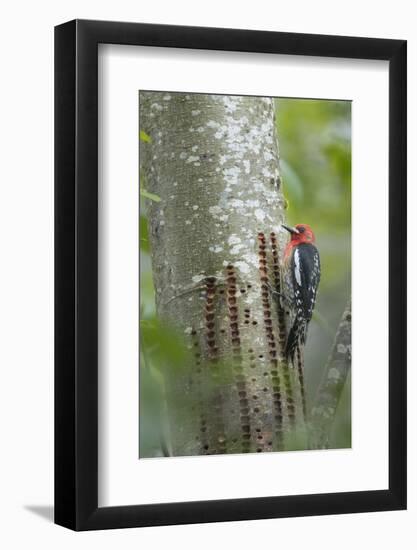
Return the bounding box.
[285,320,308,425]
[285,317,301,364]
[295,345,307,424]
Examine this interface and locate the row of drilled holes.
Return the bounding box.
[190,328,209,451]
[246,346,264,452]
[270,232,288,353]
[226,264,252,452]
[243,304,271,452]
[204,276,226,454]
[258,232,284,447]
[192,245,294,454]
[267,232,296,427]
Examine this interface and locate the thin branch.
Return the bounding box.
[310,299,351,449]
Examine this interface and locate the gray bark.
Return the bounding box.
[140,92,306,456]
[310,299,351,449]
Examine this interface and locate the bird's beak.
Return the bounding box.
[282,224,300,235]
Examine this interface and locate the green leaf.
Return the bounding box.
[139,169,160,202]
[140,188,161,202]
[139,130,152,143]
[140,215,150,253]
[141,317,191,373]
[139,365,166,458]
[140,272,156,319]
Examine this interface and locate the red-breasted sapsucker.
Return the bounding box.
[281,223,320,364]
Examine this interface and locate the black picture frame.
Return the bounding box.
[55,19,407,531]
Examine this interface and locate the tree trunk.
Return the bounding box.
[310,299,351,449]
[140,92,306,456]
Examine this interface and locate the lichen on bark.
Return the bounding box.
[140,92,306,456]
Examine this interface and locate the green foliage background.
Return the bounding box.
[140,97,352,456]
[276,98,351,448]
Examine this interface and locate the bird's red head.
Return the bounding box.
[283,224,316,259]
[283,223,316,244]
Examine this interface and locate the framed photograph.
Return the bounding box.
[55,19,406,530]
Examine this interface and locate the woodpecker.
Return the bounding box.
[281,223,320,364]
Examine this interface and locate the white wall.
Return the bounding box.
[0,1,414,548]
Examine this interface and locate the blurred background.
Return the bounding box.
[140,96,351,456]
[276,98,351,448]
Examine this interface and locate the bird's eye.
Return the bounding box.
[297,226,305,234]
